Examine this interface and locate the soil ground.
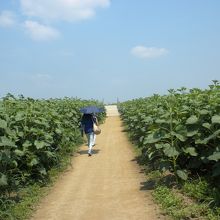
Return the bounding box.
[31,108,167,220]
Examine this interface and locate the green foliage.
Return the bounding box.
[182,179,220,207]
[0,95,106,219]
[119,81,220,181]
[153,184,220,219]
[0,95,105,196]
[119,81,220,219]
[153,186,183,217]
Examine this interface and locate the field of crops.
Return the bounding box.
[0,94,105,197]
[119,81,220,182]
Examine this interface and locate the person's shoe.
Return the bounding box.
[88,151,92,156]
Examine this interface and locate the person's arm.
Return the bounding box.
[95,117,99,126]
[93,116,99,126]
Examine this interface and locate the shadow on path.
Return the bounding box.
[139,174,177,192]
[140,181,156,191]
[77,149,101,155]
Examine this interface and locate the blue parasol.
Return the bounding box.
[80,106,104,114]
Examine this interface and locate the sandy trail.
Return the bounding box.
[31,113,166,220]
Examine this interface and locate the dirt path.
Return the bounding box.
[31,114,166,220]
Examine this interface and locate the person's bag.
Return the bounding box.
[93,123,101,135]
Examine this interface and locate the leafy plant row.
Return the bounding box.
[0,94,105,197]
[118,81,220,182]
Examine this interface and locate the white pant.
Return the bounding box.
[93,134,96,145]
[86,132,95,153]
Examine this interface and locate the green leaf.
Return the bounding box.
[0,173,8,186]
[176,170,188,180]
[186,115,198,125]
[202,123,211,130]
[0,136,16,147]
[34,119,43,125]
[55,128,62,134]
[15,112,25,121]
[175,124,187,133]
[12,160,18,167]
[23,141,32,148]
[0,119,7,129]
[187,130,198,137]
[198,109,210,115]
[34,140,47,149]
[17,131,24,137]
[155,143,170,149]
[172,132,187,142]
[144,134,160,144]
[208,152,220,161]
[155,119,169,124]
[212,115,220,124]
[183,147,198,156]
[139,136,144,142]
[45,151,55,158]
[148,152,154,160]
[163,146,179,157]
[196,130,220,144]
[14,149,25,157]
[39,168,47,175]
[29,158,38,166]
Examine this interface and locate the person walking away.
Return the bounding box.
[81,113,98,156]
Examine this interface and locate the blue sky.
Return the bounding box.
[0,0,220,103]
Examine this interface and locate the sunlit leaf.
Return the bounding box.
[0,136,16,147]
[183,147,198,156]
[0,173,8,186]
[29,158,38,167]
[186,115,198,125]
[202,123,211,130]
[212,115,220,124]
[187,130,198,137]
[208,152,220,161]
[0,119,7,129]
[176,170,188,180]
[39,168,47,175]
[163,146,179,157]
[15,149,25,157]
[34,140,47,149]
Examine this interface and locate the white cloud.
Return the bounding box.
[131,46,169,59]
[24,20,60,41]
[0,10,16,27]
[20,0,110,22]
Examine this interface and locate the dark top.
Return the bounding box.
[81,114,95,134]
